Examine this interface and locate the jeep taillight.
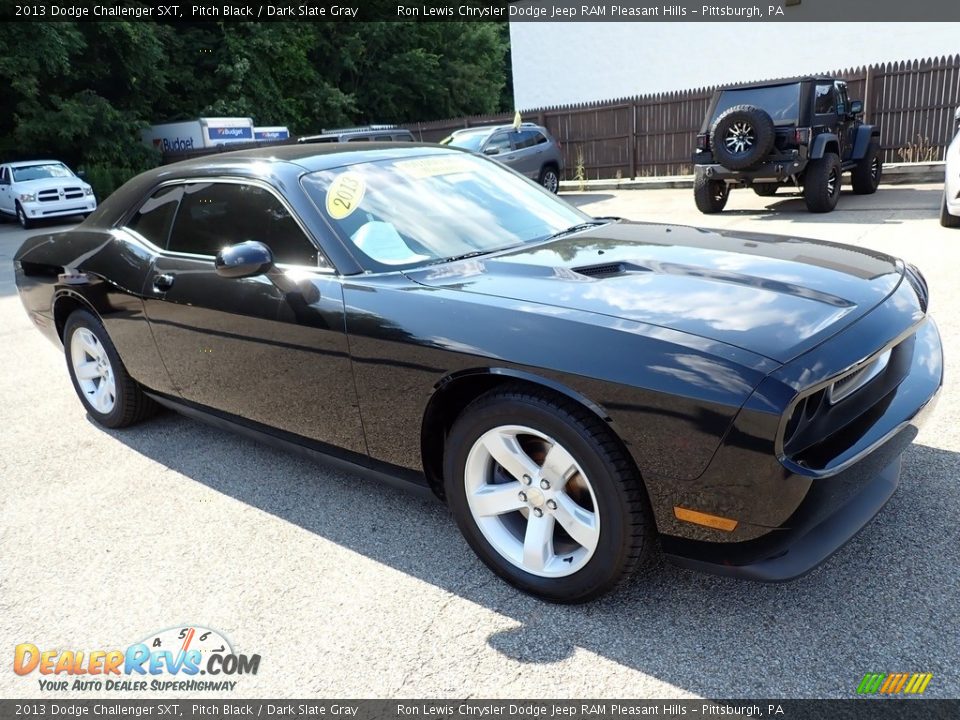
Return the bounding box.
[794,127,811,145]
[696,133,710,151]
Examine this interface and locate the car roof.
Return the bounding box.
[6,160,67,167]
[718,76,839,91]
[451,122,546,137]
[163,142,451,174]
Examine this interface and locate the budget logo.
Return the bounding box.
[857,673,933,695]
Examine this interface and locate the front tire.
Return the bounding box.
[16,202,32,229]
[803,152,842,213]
[63,309,156,428]
[444,387,652,603]
[942,195,960,228]
[694,171,729,214]
[851,143,882,195]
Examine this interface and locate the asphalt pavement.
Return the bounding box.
[1,184,958,700]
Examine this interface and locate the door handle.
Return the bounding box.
[152,274,175,292]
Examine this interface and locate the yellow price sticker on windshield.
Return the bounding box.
[326,172,366,220]
[394,156,476,178]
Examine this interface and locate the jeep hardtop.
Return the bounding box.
[692,77,882,213]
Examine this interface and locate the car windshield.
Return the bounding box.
[442,132,489,152]
[12,163,74,182]
[301,152,588,272]
[712,83,802,126]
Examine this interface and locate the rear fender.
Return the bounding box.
[810,133,840,159]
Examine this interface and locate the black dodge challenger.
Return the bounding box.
[14,144,943,602]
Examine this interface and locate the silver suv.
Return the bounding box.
[442,123,564,193]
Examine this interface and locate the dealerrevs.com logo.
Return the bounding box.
[13,626,260,692]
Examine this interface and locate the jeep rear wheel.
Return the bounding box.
[710,105,776,171]
[694,172,729,214]
[851,143,882,195]
[803,153,842,213]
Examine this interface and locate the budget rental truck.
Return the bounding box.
[141,117,256,152]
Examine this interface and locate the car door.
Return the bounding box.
[0,166,11,213]
[481,131,514,168]
[507,129,544,179]
[834,81,858,161]
[137,179,367,454]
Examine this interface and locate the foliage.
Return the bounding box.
[0,21,512,194]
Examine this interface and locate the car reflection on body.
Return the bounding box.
[14,143,942,602]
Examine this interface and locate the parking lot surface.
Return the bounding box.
[1,184,958,699]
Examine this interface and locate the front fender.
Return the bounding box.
[852,124,880,159]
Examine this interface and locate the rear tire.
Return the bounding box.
[803,153,842,213]
[942,196,960,228]
[63,309,156,428]
[710,105,776,170]
[539,165,560,193]
[444,386,652,603]
[694,171,729,214]
[851,143,882,195]
[752,183,779,197]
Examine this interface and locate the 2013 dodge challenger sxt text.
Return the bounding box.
[14,144,943,602]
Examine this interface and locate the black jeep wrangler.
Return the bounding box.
[692,78,882,213]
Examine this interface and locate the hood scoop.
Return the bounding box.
[573,261,650,278]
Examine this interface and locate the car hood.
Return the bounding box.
[404,221,904,364]
[12,178,86,192]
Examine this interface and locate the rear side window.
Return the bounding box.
[167,182,320,266]
[815,84,838,115]
[513,130,540,149]
[128,185,183,249]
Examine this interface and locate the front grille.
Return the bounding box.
[37,187,83,202]
[781,336,913,470]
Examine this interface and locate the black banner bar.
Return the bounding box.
[1,700,958,720]
[2,0,960,23]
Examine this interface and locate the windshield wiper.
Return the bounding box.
[543,219,614,241]
[427,247,518,266]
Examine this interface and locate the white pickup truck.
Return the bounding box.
[0,160,96,229]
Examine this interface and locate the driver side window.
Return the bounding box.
[815,84,838,115]
[484,133,511,155]
[167,182,322,267]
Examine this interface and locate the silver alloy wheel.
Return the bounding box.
[542,169,559,193]
[725,122,755,154]
[17,205,27,228]
[70,327,117,414]
[871,157,880,181]
[464,425,600,578]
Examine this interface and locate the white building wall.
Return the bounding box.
[509,23,960,109]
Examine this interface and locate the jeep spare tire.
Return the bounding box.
[710,105,776,171]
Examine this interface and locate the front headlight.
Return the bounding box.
[83,186,94,196]
[18,193,36,203]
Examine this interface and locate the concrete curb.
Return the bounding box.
[559,161,946,192]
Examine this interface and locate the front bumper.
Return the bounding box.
[660,310,943,582]
[21,197,96,220]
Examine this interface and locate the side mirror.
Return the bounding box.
[215,241,273,279]
[76,170,87,179]
[483,146,500,156]
[849,100,863,115]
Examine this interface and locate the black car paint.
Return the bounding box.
[14,143,943,580]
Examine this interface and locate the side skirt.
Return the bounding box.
[144,391,436,500]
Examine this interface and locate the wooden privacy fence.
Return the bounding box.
[403,55,960,180]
